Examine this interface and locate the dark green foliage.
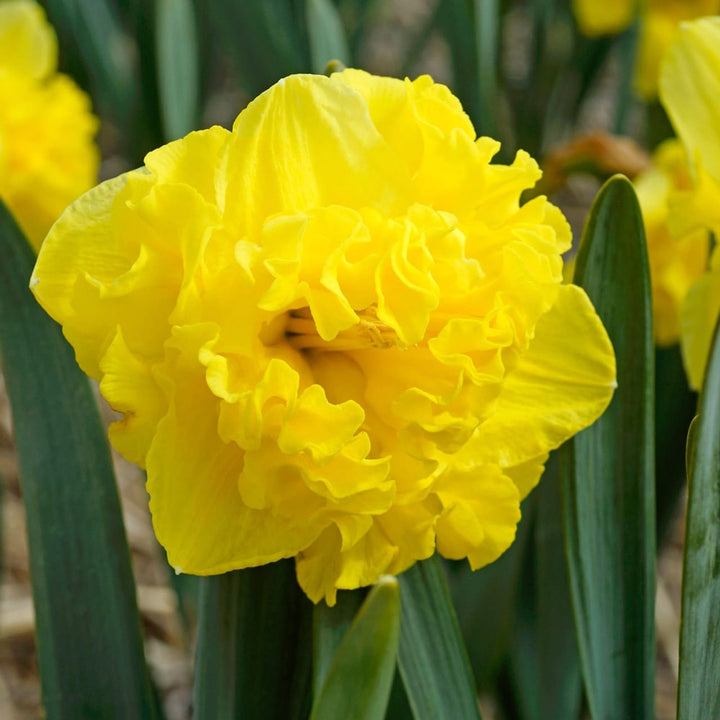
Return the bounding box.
[561,176,656,720]
[0,199,158,719]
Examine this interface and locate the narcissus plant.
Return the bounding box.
[633,139,710,346]
[0,0,98,250]
[660,16,720,390]
[572,0,720,98]
[30,70,616,604]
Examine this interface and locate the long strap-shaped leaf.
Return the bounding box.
[193,561,313,720]
[312,589,365,697]
[0,201,157,716]
[156,0,200,142]
[677,317,720,719]
[310,578,400,720]
[509,460,582,720]
[306,0,351,74]
[398,556,482,720]
[560,175,656,720]
[43,0,136,123]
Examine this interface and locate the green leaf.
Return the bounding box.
[193,561,313,720]
[655,346,697,544]
[533,459,582,720]
[685,415,699,482]
[306,0,350,74]
[385,669,415,720]
[560,175,656,720]
[156,0,200,141]
[677,317,720,720]
[312,590,365,697]
[43,0,136,122]
[310,578,400,720]
[508,458,581,720]
[449,499,532,690]
[471,0,500,140]
[207,0,309,96]
[398,556,482,720]
[0,200,156,717]
[124,0,166,160]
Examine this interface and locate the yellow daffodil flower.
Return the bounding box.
[30,70,616,604]
[634,139,710,346]
[573,0,720,98]
[573,0,636,36]
[660,16,720,389]
[0,0,98,250]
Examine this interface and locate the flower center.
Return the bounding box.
[286,307,402,351]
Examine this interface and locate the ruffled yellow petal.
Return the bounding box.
[147,359,322,575]
[99,328,166,467]
[0,0,56,79]
[144,126,232,207]
[296,499,440,605]
[32,172,219,377]
[224,74,412,237]
[435,464,520,570]
[332,70,499,217]
[464,284,616,469]
[505,453,549,500]
[258,207,365,340]
[660,17,720,184]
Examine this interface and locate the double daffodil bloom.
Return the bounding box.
[634,139,710,346]
[573,0,720,98]
[660,16,720,389]
[0,0,98,250]
[31,70,616,604]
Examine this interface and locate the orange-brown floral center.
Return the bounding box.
[285,307,401,351]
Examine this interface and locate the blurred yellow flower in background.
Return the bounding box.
[660,16,720,389]
[573,0,720,98]
[573,0,636,36]
[31,70,616,604]
[633,139,710,346]
[0,0,98,250]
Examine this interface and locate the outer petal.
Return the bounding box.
[99,327,166,466]
[148,333,324,575]
[144,126,231,207]
[295,499,439,605]
[434,464,520,570]
[331,69,487,215]
[223,74,412,237]
[505,453,549,500]
[634,140,711,345]
[332,70,476,176]
[30,173,135,375]
[463,284,616,468]
[667,163,720,238]
[681,247,720,390]
[31,171,221,377]
[660,17,720,183]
